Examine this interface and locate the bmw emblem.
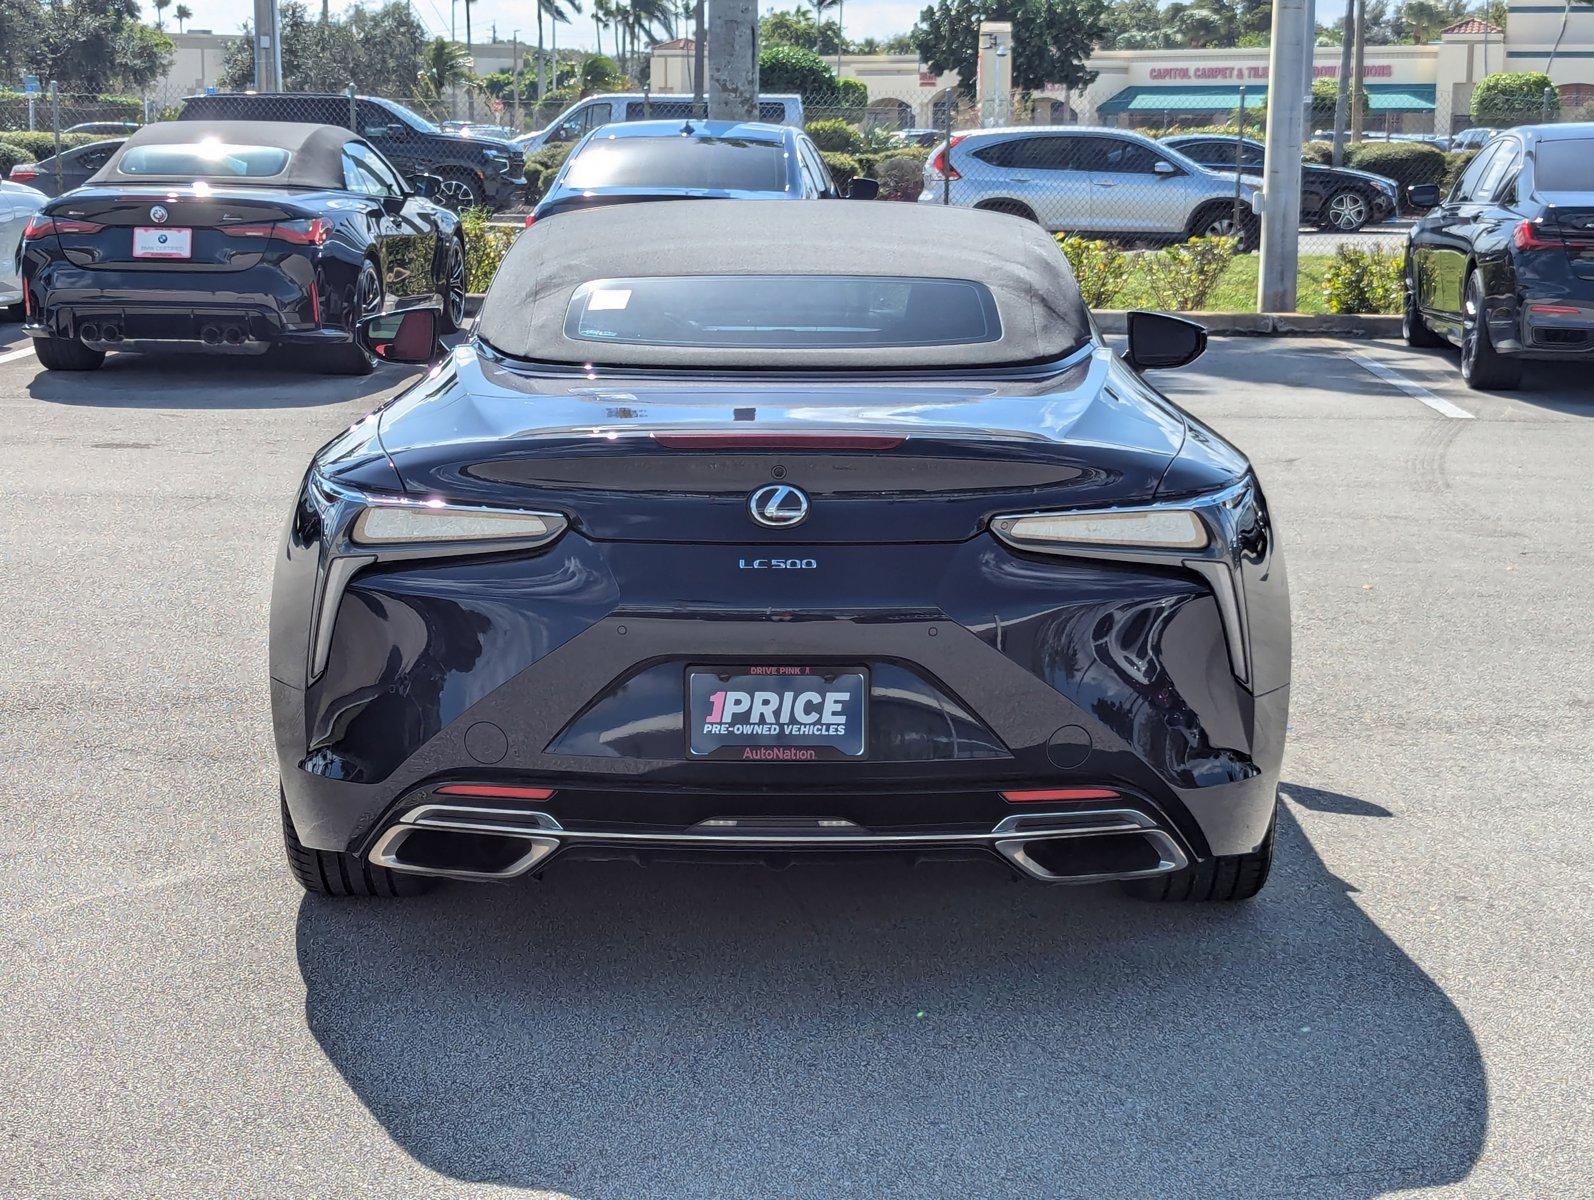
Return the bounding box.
[149,205,168,224]
[748,484,810,529]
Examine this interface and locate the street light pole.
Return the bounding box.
[707,0,759,121]
[1257,0,1311,313]
[253,0,282,91]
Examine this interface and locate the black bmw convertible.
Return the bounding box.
[271,201,1290,902]
[19,120,466,374]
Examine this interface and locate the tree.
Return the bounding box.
[761,7,845,55]
[1401,0,1469,42]
[913,0,1106,96]
[1312,76,1368,123]
[1472,70,1560,123]
[221,1,428,95]
[152,0,167,28]
[419,37,471,98]
[173,2,189,31]
[759,43,837,99]
[26,0,174,92]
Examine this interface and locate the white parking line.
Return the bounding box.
[1351,352,1475,420]
[0,343,37,365]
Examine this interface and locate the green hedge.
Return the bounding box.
[1345,140,1446,191]
[0,141,29,175]
[1472,71,1558,125]
[806,118,863,154]
[1321,245,1403,314]
[458,208,518,294]
[820,151,861,188]
[875,154,925,201]
[0,131,110,159]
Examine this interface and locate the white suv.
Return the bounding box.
[920,126,1261,249]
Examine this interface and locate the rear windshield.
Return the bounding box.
[563,138,789,191]
[564,275,1002,350]
[1536,139,1594,191]
[118,142,290,178]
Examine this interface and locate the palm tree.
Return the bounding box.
[173,3,191,32]
[420,37,472,99]
[152,0,170,29]
[617,0,675,76]
[536,0,580,100]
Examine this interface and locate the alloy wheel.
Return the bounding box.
[438,177,478,211]
[445,241,466,327]
[1327,192,1370,231]
[1461,281,1480,376]
[1203,216,1238,238]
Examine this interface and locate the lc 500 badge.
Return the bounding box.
[738,558,818,569]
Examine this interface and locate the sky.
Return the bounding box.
[179,0,934,50]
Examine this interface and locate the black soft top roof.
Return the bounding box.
[90,120,350,189]
[476,200,1092,369]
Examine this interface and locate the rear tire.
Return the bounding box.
[35,335,105,371]
[313,258,383,376]
[282,793,433,897]
[1124,803,1275,902]
[1187,202,1258,252]
[1320,187,1372,232]
[1460,269,1523,390]
[438,235,467,334]
[1403,268,1445,348]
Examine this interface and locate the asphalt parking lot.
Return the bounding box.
[0,324,1589,1198]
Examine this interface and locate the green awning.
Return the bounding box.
[1096,83,1436,115]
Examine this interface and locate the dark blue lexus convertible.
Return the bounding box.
[271,201,1290,902]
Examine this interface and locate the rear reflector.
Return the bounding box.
[435,784,556,800]
[9,165,38,182]
[1001,787,1121,803]
[1529,303,1581,316]
[1513,220,1560,251]
[523,213,537,228]
[651,433,905,450]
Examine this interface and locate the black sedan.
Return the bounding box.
[19,120,466,374]
[1403,123,1594,388]
[8,139,121,198]
[270,201,1290,903]
[1162,134,1399,232]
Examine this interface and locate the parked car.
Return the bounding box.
[63,121,141,136]
[440,121,522,142]
[7,139,122,198]
[516,93,805,153]
[20,120,466,374]
[1450,126,1500,152]
[1162,134,1398,232]
[527,119,876,226]
[896,128,942,147]
[1,179,48,319]
[177,92,526,211]
[920,126,1261,250]
[272,198,1290,901]
[1403,123,1594,389]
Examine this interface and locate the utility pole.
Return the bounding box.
[512,32,521,130]
[465,0,476,121]
[1350,0,1365,142]
[693,0,706,116]
[1257,0,1310,313]
[707,0,758,120]
[1332,0,1353,166]
[253,0,283,91]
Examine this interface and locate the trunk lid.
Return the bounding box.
[375,347,1189,544]
[44,186,316,272]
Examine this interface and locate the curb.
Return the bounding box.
[461,295,1398,338]
[1095,310,1401,337]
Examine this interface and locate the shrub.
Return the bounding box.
[1055,236,1128,309]
[1138,236,1238,312]
[875,154,925,201]
[1472,71,1558,125]
[1442,148,1480,191]
[0,131,109,159]
[760,44,837,101]
[524,141,576,202]
[819,151,861,188]
[1345,140,1446,192]
[1302,140,1333,165]
[0,141,29,175]
[458,207,517,294]
[1321,245,1403,314]
[806,118,864,154]
[1311,78,1369,126]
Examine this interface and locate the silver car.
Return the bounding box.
[1,179,47,318]
[919,126,1260,249]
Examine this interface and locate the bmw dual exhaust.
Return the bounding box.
[367,804,1188,886]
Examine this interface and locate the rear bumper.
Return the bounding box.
[271,520,1291,877]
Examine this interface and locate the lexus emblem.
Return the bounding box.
[748,484,810,529]
[149,205,168,224]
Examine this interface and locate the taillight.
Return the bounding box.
[228,217,331,245]
[523,213,537,229]
[23,214,104,238]
[1514,219,1560,251]
[930,134,966,180]
[8,164,38,182]
[1529,303,1581,315]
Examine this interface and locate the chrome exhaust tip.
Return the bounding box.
[370,823,558,881]
[200,325,221,345]
[101,323,122,343]
[992,811,1187,884]
[222,325,244,345]
[79,322,99,343]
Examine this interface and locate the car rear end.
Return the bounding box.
[1512,132,1594,358]
[21,187,347,355]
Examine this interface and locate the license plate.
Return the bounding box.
[132,226,192,259]
[688,667,867,760]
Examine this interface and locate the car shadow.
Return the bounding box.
[23,352,419,409]
[294,800,1485,1198]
